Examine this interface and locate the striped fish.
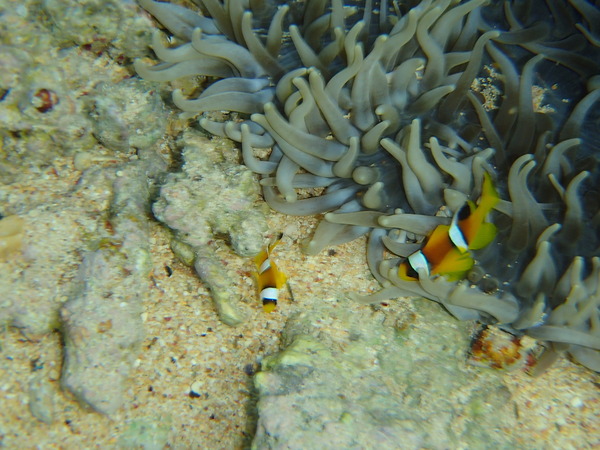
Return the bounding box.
[254,236,287,313]
[399,172,499,282]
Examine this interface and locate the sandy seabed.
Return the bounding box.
[0,0,598,447]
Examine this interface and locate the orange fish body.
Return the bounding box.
[399,225,475,282]
[254,238,287,313]
[399,173,499,282]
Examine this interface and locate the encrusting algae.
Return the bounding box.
[0,215,25,260]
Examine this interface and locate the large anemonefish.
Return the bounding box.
[399,172,499,282]
[254,236,287,313]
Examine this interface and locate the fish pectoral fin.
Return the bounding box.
[468,222,497,250]
[432,248,474,280]
[444,271,469,282]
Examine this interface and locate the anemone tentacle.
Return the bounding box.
[137,0,600,372]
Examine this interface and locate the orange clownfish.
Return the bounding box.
[399,172,499,282]
[254,236,287,313]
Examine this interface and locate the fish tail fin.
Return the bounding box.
[465,173,499,249]
[479,172,500,214]
[256,234,284,266]
[254,249,267,268]
[268,235,284,254]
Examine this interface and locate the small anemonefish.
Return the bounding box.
[254,235,287,313]
[399,172,499,282]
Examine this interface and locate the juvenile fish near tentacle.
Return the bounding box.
[254,235,287,313]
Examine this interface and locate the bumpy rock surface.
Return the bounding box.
[61,161,160,415]
[153,130,270,325]
[253,298,518,449]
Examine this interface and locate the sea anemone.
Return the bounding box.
[135,0,600,372]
